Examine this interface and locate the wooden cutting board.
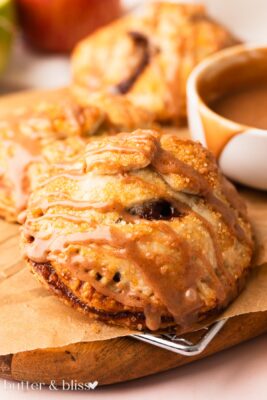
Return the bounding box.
[0,311,266,386]
[0,90,266,386]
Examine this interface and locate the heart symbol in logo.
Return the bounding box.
[90,381,98,390]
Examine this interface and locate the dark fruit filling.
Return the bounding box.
[127,199,182,220]
[114,31,150,94]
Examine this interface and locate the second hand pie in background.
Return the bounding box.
[71,2,239,125]
[0,88,154,222]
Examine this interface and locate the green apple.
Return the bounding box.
[0,0,15,73]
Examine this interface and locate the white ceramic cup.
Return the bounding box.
[187,44,267,190]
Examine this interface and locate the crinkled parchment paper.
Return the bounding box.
[0,189,266,355]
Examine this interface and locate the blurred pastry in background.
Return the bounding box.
[0,88,155,222]
[0,92,103,221]
[71,2,239,125]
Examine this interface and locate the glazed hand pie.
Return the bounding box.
[0,95,105,222]
[0,89,155,222]
[21,129,253,332]
[71,2,239,124]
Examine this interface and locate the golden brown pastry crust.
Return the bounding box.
[71,2,239,124]
[0,90,155,222]
[0,95,105,222]
[21,129,253,332]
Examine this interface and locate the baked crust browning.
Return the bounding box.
[22,129,254,332]
[28,258,248,333]
[29,260,148,330]
[0,94,106,222]
[71,2,239,124]
[0,91,155,222]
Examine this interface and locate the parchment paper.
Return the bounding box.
[0,189,266,356]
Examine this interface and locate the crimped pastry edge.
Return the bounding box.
[27,259,248,333]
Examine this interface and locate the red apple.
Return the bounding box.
[15,0,122,53]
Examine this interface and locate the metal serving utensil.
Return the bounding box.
[131,318,227,356]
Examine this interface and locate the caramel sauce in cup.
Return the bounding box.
[187,45,267,189]
[211,81,267,130]
[188,45,267,157]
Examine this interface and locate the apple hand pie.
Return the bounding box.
[71,2,239,124]
[0,89,155,222]
[0,95,106,222]
[21,129,253,332]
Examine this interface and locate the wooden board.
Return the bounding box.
[0,311,266,386]
[0,90,266,386]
